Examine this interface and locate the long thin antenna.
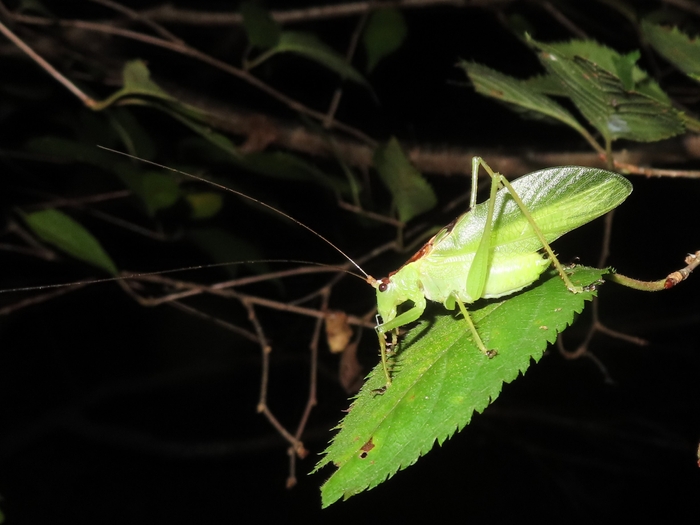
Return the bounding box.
[0,259,367,295]
[98,146,369,278]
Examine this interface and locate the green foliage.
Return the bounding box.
[185,192,224,220]
[373,137,437,223]
[22,209,118,275]
[363,8,408,73]
[241,1,281,49]
[120,170,181,216]
[315,266,606,506]
[641,19,700,78]
[188,228,269,277]
[240,0,370,86]
[459,61,586,131]
[245,31,369,88]
[463,36,687,145]
[530,38,683,142]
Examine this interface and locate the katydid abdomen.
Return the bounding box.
[369,162,633,385]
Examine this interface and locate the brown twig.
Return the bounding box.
[323,7,369,128]
[135,1,507,27]
[287,286,330,488]
[0,19,94,106]
[85,0,184,43]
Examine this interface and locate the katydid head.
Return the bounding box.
[367,275,398,325]
[367,264,423,327]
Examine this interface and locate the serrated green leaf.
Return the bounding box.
[641,19,700,79]
[269,31,369,87]
[185,192,224,220]
[373,137,437,223]
[458,61,587,132]
[241,1,280,49]
[23,209,118,275]
[530,38,684,142]
[315,266,605,506]
[363,8,407,73]
[612,50,641,91]
[521,73,569,96]
[534,39,670,104]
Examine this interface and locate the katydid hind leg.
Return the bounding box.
[466,157,502,301]
[454,296,496,358]
[496,176,582,293]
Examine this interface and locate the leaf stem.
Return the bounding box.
[605,250,700,291]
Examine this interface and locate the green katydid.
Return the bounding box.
[20,150,631,391]
[365,157,632,388]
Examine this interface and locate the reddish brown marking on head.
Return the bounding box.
[359,437,375,459]
[377,277,391,292]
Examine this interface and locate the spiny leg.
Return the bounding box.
[455,296,497,358]
[473,157,583,294]
[376,328,395,387]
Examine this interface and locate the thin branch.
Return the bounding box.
[323,7,369,128]
[0,283,89,315]
[662,0,700,17]
[536,1,588,39]
[7,11,376,145]
[0,19,94,106]
[136,1,507,27]
[85,0,184,43]
[166,301,260,343]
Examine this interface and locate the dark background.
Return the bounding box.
[0,1,699,523]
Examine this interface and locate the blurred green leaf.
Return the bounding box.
[92,61,213,126]
[23,209,118,275]
[255,31,370,88]
[241,1,280,49]
[363,8,407,73]
[185,192,224,220]
[641,19,700,78]
[373,137,437,223]
[178,136,347,192]
[188,227,269,277]
[108,108,157,160]
[25,136,116,166]
[118,169,181,216]
[242,151,346,192]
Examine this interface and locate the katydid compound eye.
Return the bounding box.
[378,282,388,292]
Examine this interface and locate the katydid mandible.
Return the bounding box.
[366,157,632,388]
